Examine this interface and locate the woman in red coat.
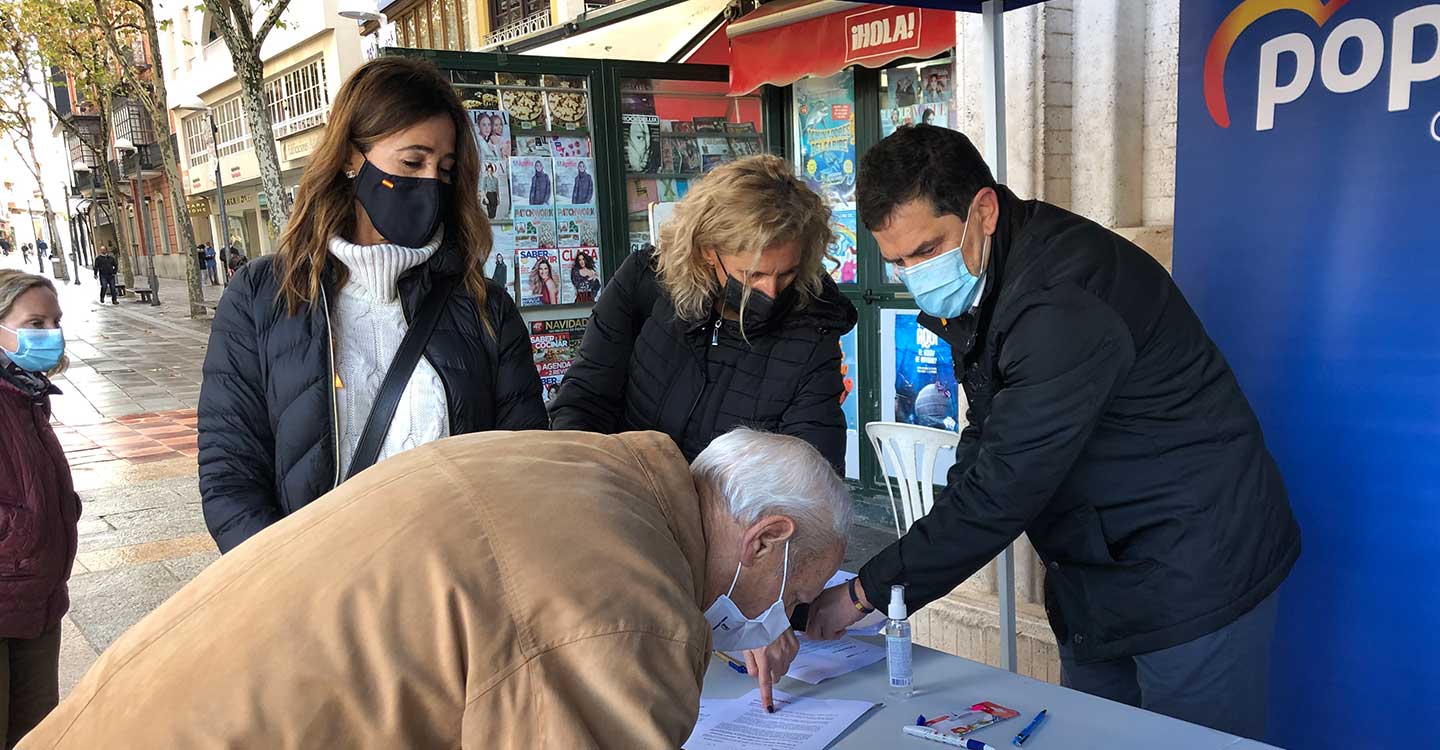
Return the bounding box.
[0,269,80,747]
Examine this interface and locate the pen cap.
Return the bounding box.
[888,584,908,620]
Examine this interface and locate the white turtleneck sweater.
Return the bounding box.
[328,230,449,478]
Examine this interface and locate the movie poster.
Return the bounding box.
[529,317,589,405]
[510,156,556,250]
[484,229,516,301]
[826,205,858,284]
[794,70,857,205]
[518,248,561,307]
[621,92,660,174]
[892,313,959,431]
[479,158,512,223]
[471,110,511,161]
[554,157,599,248]
[558,247,603,305]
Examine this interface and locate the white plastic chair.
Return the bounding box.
[864,420,1019,673]
[865,421,960,536]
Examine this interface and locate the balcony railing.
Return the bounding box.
[484,9,552,47]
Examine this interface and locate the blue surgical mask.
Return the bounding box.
[898,202,989,319]
[0,325,64,373]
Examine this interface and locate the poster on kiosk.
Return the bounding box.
[1174,2,1439,747]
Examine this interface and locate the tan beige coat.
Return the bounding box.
[24,431,712,749]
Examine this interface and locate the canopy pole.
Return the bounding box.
[981,0,1018,675]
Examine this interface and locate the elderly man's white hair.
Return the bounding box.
[691,428,852,558]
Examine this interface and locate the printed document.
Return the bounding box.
[683,688,875,750]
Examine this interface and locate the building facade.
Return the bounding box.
[163,1,368,263]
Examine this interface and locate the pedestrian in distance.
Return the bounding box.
[93,246,119,305]
[198,56,547,555]
[0,270,81,748]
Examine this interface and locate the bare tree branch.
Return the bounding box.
[254,0,292,47]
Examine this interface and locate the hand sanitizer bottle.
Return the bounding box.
[886,584,914,698]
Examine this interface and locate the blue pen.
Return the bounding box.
[1012,709,1047,746]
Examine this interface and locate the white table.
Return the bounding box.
[700,638,1279,750]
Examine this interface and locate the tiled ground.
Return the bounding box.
[53,409,200,466]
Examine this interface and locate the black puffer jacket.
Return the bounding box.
[859,187,1301,664]
[198,243,547,553]
[550,248,858,471]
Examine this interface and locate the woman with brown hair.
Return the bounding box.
[0,270,80,746]
[551,154,857,472]
[198,57,546,554]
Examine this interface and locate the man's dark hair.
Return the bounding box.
[857,124,996,231]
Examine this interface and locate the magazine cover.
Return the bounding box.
[795,70,858,205]
[516,136,552,156]
[518,248,561,307]
[659,136,678,174]
[621,92,660,174]
[455,72,500,111]
[484,229,516,301]
[675,136,701,173]
[920,64,951,104]
[826,205,859,284]
[479,158,512,222]
[551,137,591,158]
[470,110,511,161]
[657,179,689,202]
[510,156,556,250]
[543,75,589,132]
[887,68,920,107]
[628,231,650,255]
[558,247,603,305]
[725,122,762,157]
[693,117,733,173]
[554,157,599,248]
[499,72,546,131]
[627,177,657,221]
[529,317,590,405]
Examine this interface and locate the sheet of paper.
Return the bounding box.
[785,636,886,685]
[683,689,875,750]
[824,570,889,636]
[682,698,728,748]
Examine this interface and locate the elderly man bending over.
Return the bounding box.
[23,429,850,749]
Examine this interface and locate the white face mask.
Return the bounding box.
[704,541,791,652]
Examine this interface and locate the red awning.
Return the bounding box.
[728,0,956,95]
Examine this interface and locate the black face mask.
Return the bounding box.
[352,158,447,247]
[718,256,786,329]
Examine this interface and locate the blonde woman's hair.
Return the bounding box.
[656,154,835,324]
[0,269,66,375]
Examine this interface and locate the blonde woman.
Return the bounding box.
[0,270,80,745]
[198,57,546,554]
[551,154,857,471]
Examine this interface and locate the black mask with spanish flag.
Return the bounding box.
[352,158,446,248]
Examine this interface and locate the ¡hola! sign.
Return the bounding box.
[844,6,922,63]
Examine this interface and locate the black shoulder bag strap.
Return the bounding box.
[344,275,458,481]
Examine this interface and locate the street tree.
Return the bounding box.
[0,14,70,281]
[202,0,293,241]
[90,0,207,315]
[6,0,137,287]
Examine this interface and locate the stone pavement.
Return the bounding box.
[1,254,901,699]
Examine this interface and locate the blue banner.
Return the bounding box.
[1175,2,1439,747]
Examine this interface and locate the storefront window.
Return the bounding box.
[619,77,764,256]
[876,57,957,283]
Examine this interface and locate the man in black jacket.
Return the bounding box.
[93,245,119,305]
[806,126,1300,741]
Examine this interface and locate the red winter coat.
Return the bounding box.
[0,366,80,638]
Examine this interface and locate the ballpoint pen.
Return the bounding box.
[900,727,1000,750]
[714,651,747,675]
[1013,709,1047,746]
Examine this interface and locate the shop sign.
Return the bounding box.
[282,130,321,161]
[845,7,921,63]
[224,192,257,212]
[186,196,211,217]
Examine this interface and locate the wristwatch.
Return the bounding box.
[848,577,874,614]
